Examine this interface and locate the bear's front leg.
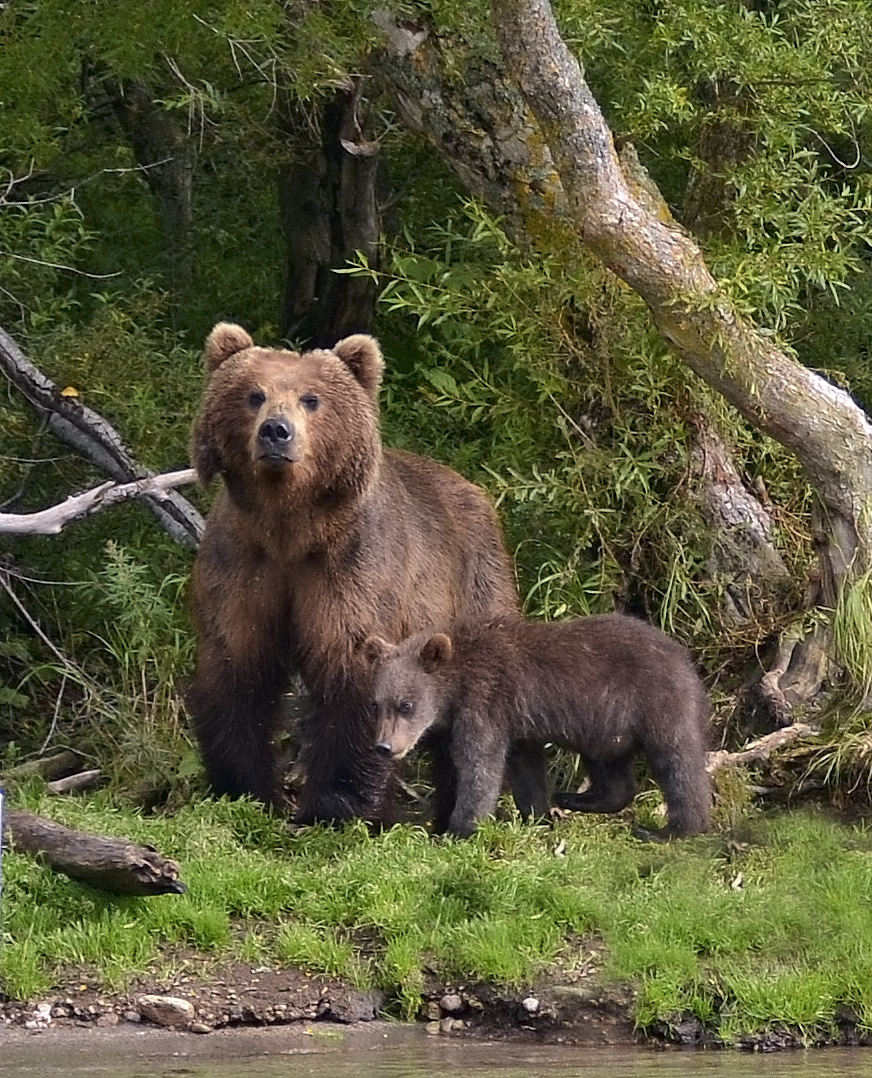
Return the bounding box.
[186,651,290,811]
[187,515,295,811]
[294,689,399,826]
[446,724,509,838]
[428,731,459,834]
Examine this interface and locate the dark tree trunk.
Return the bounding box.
[278,78,381,349]
[107,79,196,296]
[680,80,757,239]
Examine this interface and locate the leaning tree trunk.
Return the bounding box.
[370,15,785,623]
[373,2,872,713]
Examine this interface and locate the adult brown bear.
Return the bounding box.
[186,323,547,825]
[365,614,712,839]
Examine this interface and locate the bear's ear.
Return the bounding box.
[420,634,452,672]
[204,323,254,373]
[363,635,394,668]
[332,334,384,400]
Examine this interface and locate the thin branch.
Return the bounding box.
[5,253,121,280]
[0,158,175,208]
[39,672,68,755]
[0,468,198,536]
[0,570,96,689]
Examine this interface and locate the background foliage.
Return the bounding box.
[2,0,872,800]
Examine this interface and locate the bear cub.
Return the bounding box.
[364,613,712,839]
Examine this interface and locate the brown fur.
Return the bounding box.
[186,323,546,824]
[365,614,712,839]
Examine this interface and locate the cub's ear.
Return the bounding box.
[332,334,384,400]
[363,635,394,668]
[204,323,254,373]
[420,634,452,672]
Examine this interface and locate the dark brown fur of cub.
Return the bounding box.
[366,613,712,838]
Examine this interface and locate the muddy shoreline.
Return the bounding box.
[4,961,871,1053]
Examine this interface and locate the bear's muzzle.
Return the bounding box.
[255,414,302,465]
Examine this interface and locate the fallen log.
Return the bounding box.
[1,750,84,783]
[46,769,103,795]
[3,809,187,896]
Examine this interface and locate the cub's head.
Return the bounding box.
[363,632,453,759]
[191,324,384,501]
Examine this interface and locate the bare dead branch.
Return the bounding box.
[46,769,103,795]
[0,324,204,548]
[0,468,197,536]
[706,723,817,774]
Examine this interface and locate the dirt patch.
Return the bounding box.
[0,955,642,1047]
[1,961,383,1032]
[4,959,871,1051]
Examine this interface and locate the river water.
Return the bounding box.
[2,1025,872,1078]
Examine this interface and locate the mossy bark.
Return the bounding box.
[488,0,872,589]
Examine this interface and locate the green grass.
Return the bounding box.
[3,794,872,1042]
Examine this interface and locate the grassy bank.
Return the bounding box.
[3,793,872,1043]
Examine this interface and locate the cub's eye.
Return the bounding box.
[397,700,414,717]
[248,390,266,409]
[300,393,320,412]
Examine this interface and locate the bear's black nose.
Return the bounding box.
[375,741,393,757]
[258,416,294,450]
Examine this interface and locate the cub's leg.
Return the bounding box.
[446,724,510,839]
[646,739,712,837]
[429,732,459,835]
[506,740,550,820]
[554,757,636,815]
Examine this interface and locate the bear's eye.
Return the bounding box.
[300,393,320,412]
[248,390,266,410]
[397,700,415,718]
